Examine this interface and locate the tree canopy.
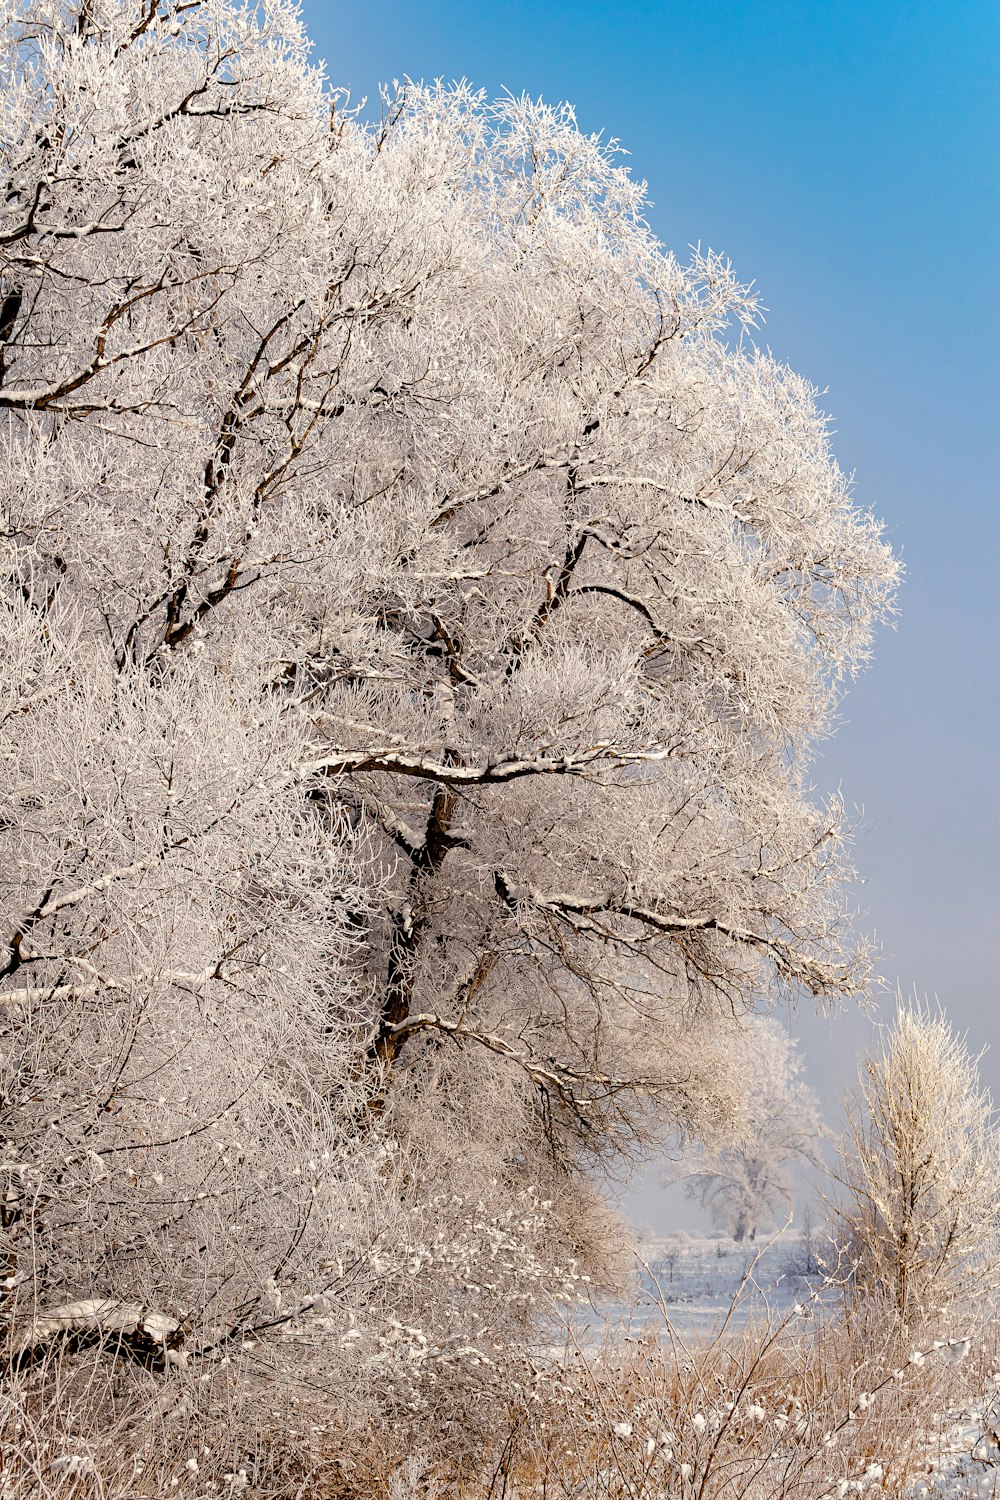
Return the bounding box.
[0,0,898,1434]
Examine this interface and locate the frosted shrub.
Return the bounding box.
[831,1003,1000,1335]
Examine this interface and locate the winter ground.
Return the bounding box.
[906,1392,1000,1499]
[635,1229,824,1334]
[562,1228,827,1344]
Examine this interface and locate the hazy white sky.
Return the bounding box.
[303,0,999,1231]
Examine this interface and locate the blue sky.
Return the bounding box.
[300,0,999,1227]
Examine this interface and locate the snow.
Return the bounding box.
[578,1229,829,1340]
[906,1392,1000,1497]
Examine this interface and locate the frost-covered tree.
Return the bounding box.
[831,1004,1000,1333]
[684,1018,823,1241]
[0,0,897,1423]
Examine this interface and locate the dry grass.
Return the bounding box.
[1,1296,996,1499]
[0,1347,379,1500]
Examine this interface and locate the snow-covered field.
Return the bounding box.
[634,1229,825,1333]
[558,1228,828,1344]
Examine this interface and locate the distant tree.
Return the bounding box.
[685,1019,823,1242]
[0,0,897,1446]
[831,1004,1000,1332]
[799,1200,820,1275]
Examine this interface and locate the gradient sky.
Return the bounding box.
[299,0,999,1230]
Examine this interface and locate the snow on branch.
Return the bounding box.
[8,1300,187,1372]
[298,744,678,786]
